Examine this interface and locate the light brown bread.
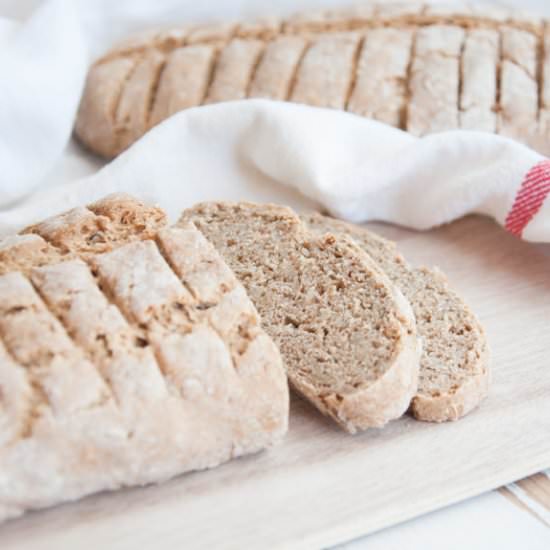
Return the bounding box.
[302,213,490,422]
[0,194,288,523]
[181,202,421,434]
[75,2,550,158]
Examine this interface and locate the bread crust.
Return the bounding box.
[410,344,490,422]
[0,194,288,522]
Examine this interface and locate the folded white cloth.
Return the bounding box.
[0,0,549,242]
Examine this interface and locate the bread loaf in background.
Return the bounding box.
[75,2,550,158]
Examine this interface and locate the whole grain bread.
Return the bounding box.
[302,213,490,422]
[0,193,288,522]
[75,2,550,158]
[180,202,421,433]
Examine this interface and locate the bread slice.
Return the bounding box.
[0,194,288,522]
[302,213,490,422]
[180,202,421,434]
[75,4,547,159]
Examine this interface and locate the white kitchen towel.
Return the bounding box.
[0,0,549,242]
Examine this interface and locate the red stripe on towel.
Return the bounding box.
[505,160,550,237]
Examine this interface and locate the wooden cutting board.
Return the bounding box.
[1,214,549,549]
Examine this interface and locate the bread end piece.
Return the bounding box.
[75,57,138,159]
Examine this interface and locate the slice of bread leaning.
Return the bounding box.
[0,194,288,522]
[180,202,422,433]
[302,213,490,422]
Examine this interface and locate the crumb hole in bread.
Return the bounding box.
[87,232,107,244]
[284,315,299,328]
[120,211,133,224]
[134,336,149,348]
[196,302,214,311]
[7,305,26,315]
[95,333,114,357]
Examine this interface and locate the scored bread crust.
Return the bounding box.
[302,212,490,423]
[0,194,288,522]
[75,2,550,158]
[181,201,422,433]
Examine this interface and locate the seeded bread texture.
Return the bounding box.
[180,202,421,433]
[0,193,288,522]
[302,212,490,422]
[75,2,550,158]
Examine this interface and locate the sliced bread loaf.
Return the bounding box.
[180,202,421,433]
[302,213,490,422]
[0,194,288,522]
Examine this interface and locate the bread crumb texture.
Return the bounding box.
[181,202,421,433]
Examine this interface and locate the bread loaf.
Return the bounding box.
[0,194,288,522]
[75,2,550,157]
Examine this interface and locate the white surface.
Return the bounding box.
[506,483,550,526]
[0,0,549,548]
[340,492,550,550]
